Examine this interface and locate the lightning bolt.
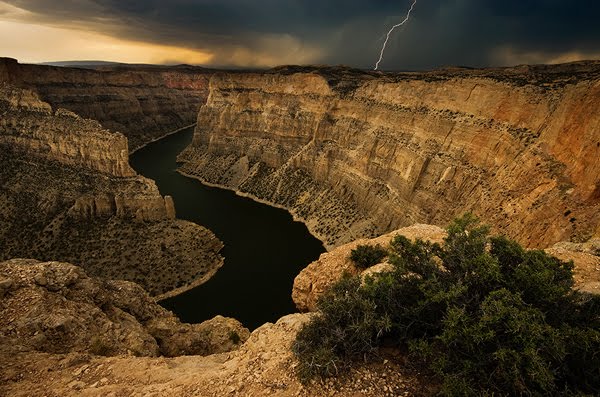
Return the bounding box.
[374,0,418,71]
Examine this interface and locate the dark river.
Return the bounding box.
[130,127,325,330]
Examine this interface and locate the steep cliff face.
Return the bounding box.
[0,57,212,151]
[0,84,223,296]
[180,63,600,249]
[0,84,134,177]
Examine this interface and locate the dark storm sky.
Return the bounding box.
[1,0,599,69]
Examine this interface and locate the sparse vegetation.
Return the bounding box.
[293,214,600,396]
[349,244,388,269]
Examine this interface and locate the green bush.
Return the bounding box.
[293,214,600,395]
[349,244,388,269]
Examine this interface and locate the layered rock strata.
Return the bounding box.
[180,63,600,249]
[0,57,212,151]
[0,84,223,296]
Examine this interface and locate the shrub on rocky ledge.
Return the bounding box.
[349,244,388,269]
[293,214,600,396]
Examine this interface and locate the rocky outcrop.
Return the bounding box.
[0,259,248,357]
[293,224,447,312]
[0,57,212,151]
[546,238,600,294]
[67,192,176,222]
[0,312,427,396]
[180,63,600,249]
[0,84,223,296]
[293,224,600,312]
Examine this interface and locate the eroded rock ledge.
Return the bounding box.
[180,63,600,249]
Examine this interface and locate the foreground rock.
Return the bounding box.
[0,84,223,296]
[180,63,600,249]
[547,238,600,294]
[0,259,248,357]
[0,312,429,396]
[293,224,447,312]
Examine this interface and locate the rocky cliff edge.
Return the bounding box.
[0,259,428,396]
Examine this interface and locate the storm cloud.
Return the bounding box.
[2,0,599,69]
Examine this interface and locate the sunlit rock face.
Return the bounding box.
[180,63,600,249]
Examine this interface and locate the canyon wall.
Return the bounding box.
[0,83,173,220]
[180,63,600,249]
[0,84,134,178]
[0,83,223,296]
[0,57,212,151]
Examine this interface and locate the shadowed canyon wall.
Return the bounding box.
[0,57,213,151]
[180,63,600,249]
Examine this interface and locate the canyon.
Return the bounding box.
[1,58,600,396]
[0,59,222,297]
[180,62,600,250]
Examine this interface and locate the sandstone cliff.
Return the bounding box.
[180,63,600,249]
[0,57,212,151]
[0,83,223,296]
[0,84,134,177]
